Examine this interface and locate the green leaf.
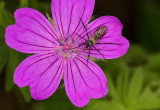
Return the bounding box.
[116,67,129,103]
[38,2,51,14]
[19,0,29,8]
[147,53,160,72]
[0,1,14,27]
[5,50,25,92]
[136,86,160,109]
[5,49,31,102]
[0,1,14,40]
[32,88,76,110]
[29,0,38,9]
[0,25,5,40]
[0,42,9,74]
[143,70,160,85]
[20,86,31,103]
[0,2,7,26]
[87,100,125,110]
[126,68,143,105]
[106,73,120,102]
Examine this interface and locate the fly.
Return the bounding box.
[74,18,107,64]
[84,26,107,50]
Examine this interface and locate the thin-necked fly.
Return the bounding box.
[84,26,107,50]
[75,18,107,64]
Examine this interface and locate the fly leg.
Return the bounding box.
[92,45,105,59]
[96,43,122,45]
[71,43,86,49]
[72,33,87,49]
[80,18,89,40]
[87,47,91,65]
[75,33,87,42]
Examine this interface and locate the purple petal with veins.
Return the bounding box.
[5,0,129,107]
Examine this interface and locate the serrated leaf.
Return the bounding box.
[20,86,31,103]
[126,68,143,105]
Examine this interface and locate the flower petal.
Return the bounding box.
[5,8,59,54]
[64,55,108,107]
[14,53,63,100]
[79,35,129,59]
[51,0,95,38]
[76,16,123,41]
[77,16,129,59]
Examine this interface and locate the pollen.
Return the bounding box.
[65,45,69,49]
[56,34,78,60]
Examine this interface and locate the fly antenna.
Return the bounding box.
[79,17,91,65]
[79,18,89,39]
[87,47,91,65]
[71,43,86,49]
[75,33,87,42]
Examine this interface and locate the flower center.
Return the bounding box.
[56,34,78,60]
[65,45,69,49]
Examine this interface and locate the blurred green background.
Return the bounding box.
[0,0,160,110]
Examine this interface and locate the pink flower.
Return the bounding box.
[5,0,129,107]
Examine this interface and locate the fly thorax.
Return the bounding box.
[87,40,93,47]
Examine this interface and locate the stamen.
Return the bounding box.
[66,33,72,39]
[72,39,74,44]
[65,38,68,42]
[66,45,69,49]
[57,39,64,46]
[56,34,79,60]
[56,50,61,57]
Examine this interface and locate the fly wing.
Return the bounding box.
[91,26,107,44]
[97,26,107,38]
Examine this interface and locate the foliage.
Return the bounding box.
[87,67,160,110]
[0,0,30,102]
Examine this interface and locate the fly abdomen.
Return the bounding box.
[91,26,107,44]
[96,26,107,39]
